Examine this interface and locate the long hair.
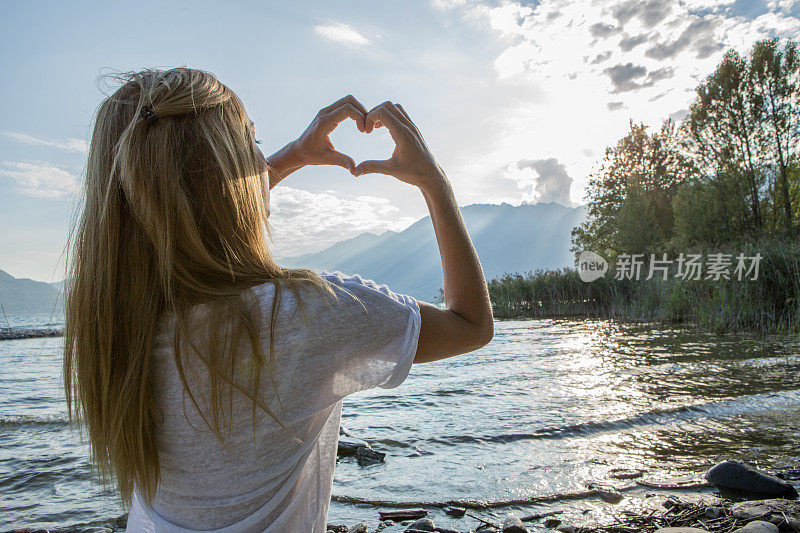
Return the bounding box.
[63,67,330,507]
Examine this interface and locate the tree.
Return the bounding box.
[683,49,765,233]
[572,120,695,259]
[751,38,799,232]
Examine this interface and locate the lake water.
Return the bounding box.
[1,315,799,532]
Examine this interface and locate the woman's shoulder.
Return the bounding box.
[320,271,417,308]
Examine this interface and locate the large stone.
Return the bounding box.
[443,506,466,518]
[502,516,528,532]
[355,446,385,466]
[731,499,800,521]
[349,524,368,533]
[732,521,779,533]
[405,517,435,531]
[337,438,371,457]
[706,460,799,498]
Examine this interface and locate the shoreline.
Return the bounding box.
[18,474,798,533]
[0,327,64,341]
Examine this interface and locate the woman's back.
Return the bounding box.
[66,68,492,533]
[128,273,421,532]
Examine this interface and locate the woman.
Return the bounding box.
[64,67,493,532]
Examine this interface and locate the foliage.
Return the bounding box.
[489,239,800,335]
[510,39,800,334]
[572,38,800,262]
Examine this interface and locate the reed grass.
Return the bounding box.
[487,240,800,335]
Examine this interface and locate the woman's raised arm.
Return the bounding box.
[353,102,494,363]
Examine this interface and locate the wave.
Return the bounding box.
[427,388,800,446]
[0,413,71,428]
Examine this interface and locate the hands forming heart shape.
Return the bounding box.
[281,95,444,191]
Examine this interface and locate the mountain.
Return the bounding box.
[0,269,62,315]
[280,202,586,301]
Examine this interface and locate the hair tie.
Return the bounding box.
[140,105,158,125]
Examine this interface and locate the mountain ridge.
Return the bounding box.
[0,269,62,315]
[280,201,585,300]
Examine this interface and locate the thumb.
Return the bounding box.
[353,159,394,177]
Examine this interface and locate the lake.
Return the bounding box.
[1,316,799,531]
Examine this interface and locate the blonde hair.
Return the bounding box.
[63,67,330,507]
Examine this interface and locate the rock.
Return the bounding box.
[587,483,624,503]
[326,525,348,533]
[557,527,577,533]
[337,438,371,457]
[654,529,710,532]
[433,528,460,533]
[597,488,623,503]
[544,517,562,528]
[731,499,800,521]
[732,521,779,533]
[786,516,800,532]
[443,506,466,518]
[405,518,435,531]
[609,468,645,479]
[355,446,385,466]
[706,460,799,498]
[350,524,368,533]
[379,509,428,521]
[116,513,128,528]
[502,516,528,532]
[705,506,724,518]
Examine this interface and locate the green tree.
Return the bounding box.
[683,49,765,233]
[751,38,799,232]
[572,120,694,258]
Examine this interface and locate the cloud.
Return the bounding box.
[313,22,370,47]
[429,0,800,207]
[610,0,672,28]
[603,63,674,92]
[505,158,574,205]
[590,22,622,39]
[619,33,649,52]
[0,161,79,198]
[1,131,88,153]
[268,186,415,256]
[669,108,690,122]
[645,18,721,60]
[591,51,613,64]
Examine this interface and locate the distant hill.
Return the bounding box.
[0,269,62,315]
[1,203,585,311]
[280,202,586,301]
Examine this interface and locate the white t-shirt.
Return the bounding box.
[126,272,421,533]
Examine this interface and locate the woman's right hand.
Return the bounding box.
[353,102,446,192]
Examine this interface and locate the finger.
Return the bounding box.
[320,150,356,174]
[395,104,421,136]
[322,103,366,132]
[319,94,368,118]
[353,159,394,177]
[364,103,412,140]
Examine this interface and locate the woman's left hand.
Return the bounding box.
[266,95,367,188]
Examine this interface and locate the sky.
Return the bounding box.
[1,0,799,282]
